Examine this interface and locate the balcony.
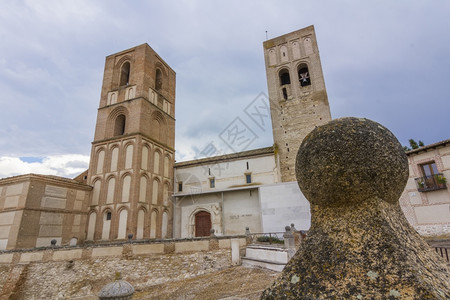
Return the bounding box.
[415,173,447,192]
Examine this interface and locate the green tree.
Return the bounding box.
[409,139,419,149]
[404,139,425,151]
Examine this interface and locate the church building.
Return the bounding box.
[0,26,448,250]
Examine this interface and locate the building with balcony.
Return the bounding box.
[399,139,450,237]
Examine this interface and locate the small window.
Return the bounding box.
[246,162,249,170]
[246,174,252,184]
[298,67,311,87]
[178,182,183,192]
[209,178,215,188]
[106,212,112,220]
[421,162,438,177]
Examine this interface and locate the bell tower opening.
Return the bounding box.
[114,114,126,136]
[279,69,291,85]
[155,69,162,91]
[298,65,311,87]
[119,62,131,86]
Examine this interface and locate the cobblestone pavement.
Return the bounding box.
[133,266,279,300]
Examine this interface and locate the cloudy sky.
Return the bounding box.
[0,0,449,179]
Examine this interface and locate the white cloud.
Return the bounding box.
[0,155,89,179]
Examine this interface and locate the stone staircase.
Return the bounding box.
[241,244,288,272]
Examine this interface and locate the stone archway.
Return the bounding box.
[195,211,211,237]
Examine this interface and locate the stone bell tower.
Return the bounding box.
[86,44,176,241]
[263,25,331,182]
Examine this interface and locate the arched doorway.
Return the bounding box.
[195,211,211,237]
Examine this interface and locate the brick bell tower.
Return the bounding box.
[263,26,331,182]
[86,44,176,241]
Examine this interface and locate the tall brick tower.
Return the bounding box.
[86,44,176,241]
[263,26,331,182]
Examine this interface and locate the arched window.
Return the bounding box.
[117,209,128,239]
[153,151,160,174]
[137,209,145,239]
[121,175,131,203]
[162,211,168,238]
[92,180,101,205]
[141,146,149,170]
[152,179,159,205]
[96,150,105,174]
[102,210,112,240]
[124,144,133,169]
[106,177,115,204]
[150,210,158,238]
[87,212,97,240]
[268,49,276,66]
[163,183,169,205]
[114,115,126,136]
[298,65,311,87]
[155,69,162,91]
[279,69,291,86]
[119,62,130,86]
[139,176,147,202]
[110,147,119,172]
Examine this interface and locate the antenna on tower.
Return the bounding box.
[265,31,268,40]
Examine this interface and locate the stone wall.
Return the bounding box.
[0,236,246,299]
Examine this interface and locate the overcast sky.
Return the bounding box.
[0,0,449,179]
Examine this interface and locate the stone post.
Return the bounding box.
[283,226,296,260]
[231,239,240,265]
[290,223,301,248]
[245,227,253,245]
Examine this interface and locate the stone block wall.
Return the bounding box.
[0,236,246,299]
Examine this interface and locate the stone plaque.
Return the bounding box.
[41,197,66,209]
[45,185,67,198]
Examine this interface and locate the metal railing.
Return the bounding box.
[433,247,449,262]
[247,232,285,245]
[415,173,447,192]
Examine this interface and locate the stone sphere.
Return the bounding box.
[295,117,408,207]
